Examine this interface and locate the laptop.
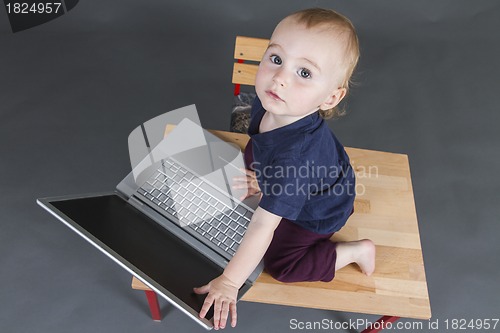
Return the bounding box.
[37,107,262,330]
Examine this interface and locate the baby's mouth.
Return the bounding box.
[266,90,284,102]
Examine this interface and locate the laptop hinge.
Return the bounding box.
[128,195,144,209]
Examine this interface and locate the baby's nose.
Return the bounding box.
[272,69,288,87]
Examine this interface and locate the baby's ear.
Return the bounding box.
[319,88,347,111]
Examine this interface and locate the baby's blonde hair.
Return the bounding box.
[289,8,360,119]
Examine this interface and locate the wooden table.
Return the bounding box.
[132,130,431,331]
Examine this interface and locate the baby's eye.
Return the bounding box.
[298,68,312,79]
[270,55,282,65]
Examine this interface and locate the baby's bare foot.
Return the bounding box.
[335,239,376,275]
[354,239,376,276]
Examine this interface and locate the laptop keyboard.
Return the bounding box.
[137,158,253,256]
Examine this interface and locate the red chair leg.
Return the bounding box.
[361,316,400,333]
[144,290,162,322]
[233,59,244,96]
[234,83,241,96]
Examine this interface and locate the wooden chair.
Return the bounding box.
[131,36,431,332]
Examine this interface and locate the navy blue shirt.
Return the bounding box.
[247,97,355,234]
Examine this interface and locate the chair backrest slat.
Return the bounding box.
[233,36,269,62]
[232,62,259,86]
[232,36,269,88]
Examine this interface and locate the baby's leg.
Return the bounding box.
[264,219,376,282]
[335,239,376,276]
[263,219,337,282]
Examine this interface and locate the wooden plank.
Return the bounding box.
[232,62,259,86]
[347,147,412,180]
[132,276,151,291]
[241,283,431,320]
[205,130,249,151]
[234,36,269,62]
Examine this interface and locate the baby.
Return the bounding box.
[194,8,375,330]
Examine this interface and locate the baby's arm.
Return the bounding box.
[194,207,281,329]
[223,206,281,286]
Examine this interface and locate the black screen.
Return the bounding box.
[50,194,229,320]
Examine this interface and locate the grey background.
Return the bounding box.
[1,1,499,332]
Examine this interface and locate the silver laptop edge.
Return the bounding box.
[38,187,263,330]
[37,192,213,330]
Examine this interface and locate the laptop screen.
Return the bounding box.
[50,194,223,320]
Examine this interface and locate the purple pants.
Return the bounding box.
[244,139,338,283]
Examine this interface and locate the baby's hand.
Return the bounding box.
[193,274,239,330]
[232,168,261,201]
